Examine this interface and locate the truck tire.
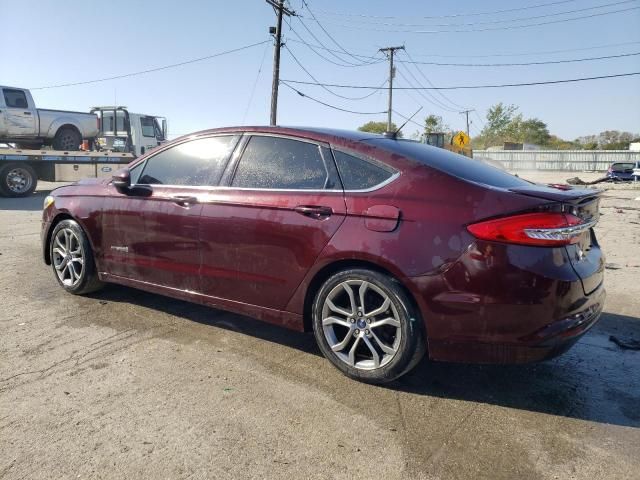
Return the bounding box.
[0,162,38,197]
[53,127,81,151]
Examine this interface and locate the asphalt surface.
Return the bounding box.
[1,177,639,480]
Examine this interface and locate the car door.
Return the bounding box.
[1,88,36,137]
[199,134,347,310]
[101,134,239,292]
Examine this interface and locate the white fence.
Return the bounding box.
[473,150,640,171]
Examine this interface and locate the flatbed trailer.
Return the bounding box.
[0,148,134,197]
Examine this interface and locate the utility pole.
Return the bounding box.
[379,46,404,132]
[460,109,474,136]
[266,0,295,126]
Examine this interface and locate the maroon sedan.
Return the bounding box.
[41,127,605,383]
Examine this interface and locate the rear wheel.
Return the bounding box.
[312,268,425,384]
[52,127,81,151]
[49,219,104,295]
[0,162,37,197]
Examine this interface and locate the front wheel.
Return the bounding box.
[49,219,104,295]
[312,269,425,384]
[0,162,37,197]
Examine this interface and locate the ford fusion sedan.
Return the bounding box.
[42,126,605,383]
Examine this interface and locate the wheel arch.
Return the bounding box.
[48,121,83,141]
[43,212,91,265]
[301,258,422,334]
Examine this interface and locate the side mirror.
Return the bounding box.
[112,168,131,192]
[161,119,167,141]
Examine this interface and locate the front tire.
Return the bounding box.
[49,219,103,295]
[0,162,37,197]
[312,268,425,384]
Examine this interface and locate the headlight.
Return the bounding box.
[43,195,55,209]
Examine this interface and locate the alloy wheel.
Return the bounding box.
[52,228,84,287]
[321,279,402,370]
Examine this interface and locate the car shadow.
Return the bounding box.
[0,190,52,211]
[88,284,640,429]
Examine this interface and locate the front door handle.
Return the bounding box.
[24,111,31,115]
[294,205,333,220]
[172,195,199,207]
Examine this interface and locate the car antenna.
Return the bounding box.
[383,107,423,139]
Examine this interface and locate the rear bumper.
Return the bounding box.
[407,240,605,364]
[427,285,604,363]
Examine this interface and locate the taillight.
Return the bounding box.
[467,212,594,247]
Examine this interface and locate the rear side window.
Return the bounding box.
[3,89,28,108]
[333,150,396,190]
[371,139,531,188]
[138,135,237,186]
[232,136,338,190]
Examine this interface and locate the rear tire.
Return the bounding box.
[49,219,104,295]
[52,127,81,151]
[312,268,425,384]
[0,162,37,197]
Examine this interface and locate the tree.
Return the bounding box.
[480,103,518,147]
[423,114,449,134]
[504,116,550,145]
[358,121,403,138]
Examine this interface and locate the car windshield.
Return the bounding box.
[365,138,531,188]
[611,163,634,172]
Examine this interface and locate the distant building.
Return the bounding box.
[629,142,640,151]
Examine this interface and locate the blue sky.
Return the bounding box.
[2,0,639,140]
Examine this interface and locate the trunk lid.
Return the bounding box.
[510,183,604,295]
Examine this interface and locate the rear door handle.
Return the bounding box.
[172,195,199,207]
[24,111,31,115]
[294,205,333,220]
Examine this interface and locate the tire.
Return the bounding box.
[0,162,37,197]
[312,268,425,384]
[52,127,81,151]
[49,219,104,295]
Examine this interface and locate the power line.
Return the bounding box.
[284,44,387,100]
[395,67,459,112]
[242,42,271,124]
[281,71,640,90]
[402,50,468,111]
[300,0,374,66]
[312,0,580,19]
[285,19,361,67]
[396,51,640,67]
[311,0,636,28]
[287,38,640,59]
[31,40,271,90]
[294,17,383,67]
[318,5,640,34]
[281,82,387,115]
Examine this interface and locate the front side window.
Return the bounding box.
[3,89,28,109]
[137,135,237,186]
[333,150,396,190]
[232,136,333,190]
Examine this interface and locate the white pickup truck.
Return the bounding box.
[0,86,99,150]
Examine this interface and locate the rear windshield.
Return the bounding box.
[611,163,634,172]
[367,138,531,188]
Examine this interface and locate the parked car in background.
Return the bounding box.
[606,161,640,181]
[41,127,605,384]
[0,86,99,150]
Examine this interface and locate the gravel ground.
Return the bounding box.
[1,174,639,480]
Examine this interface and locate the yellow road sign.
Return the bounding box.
[452,131,470,148]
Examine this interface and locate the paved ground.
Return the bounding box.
[1,174,639,480]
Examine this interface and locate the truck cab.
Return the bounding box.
[91,106,167,157]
